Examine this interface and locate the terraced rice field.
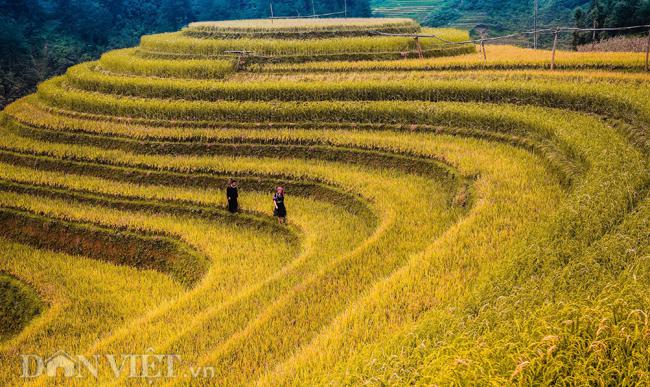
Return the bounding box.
[371,0,441,21]
[1,17,649,385]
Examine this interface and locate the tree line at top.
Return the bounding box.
[573,0,650,45]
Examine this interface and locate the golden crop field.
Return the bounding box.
[0,17,649,385]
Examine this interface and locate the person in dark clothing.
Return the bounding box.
[273,186,286,224]
[227,179,239,213]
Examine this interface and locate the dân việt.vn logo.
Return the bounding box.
[20,348,216,380]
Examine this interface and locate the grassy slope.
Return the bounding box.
[0,273,43,341]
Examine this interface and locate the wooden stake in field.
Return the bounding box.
[414,36,424,59]
[551,28,559,70]
[592,0,599,49]
[481,40,487,61]
[645,28,650,72]
[591,19,597,50]
[533,0,538,49]
[269,1,274,22]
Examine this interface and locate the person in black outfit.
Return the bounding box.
[273,186,286,224]
[226,179,239,213]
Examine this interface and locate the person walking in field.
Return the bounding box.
[273,186,287,224]
[227,179,239,213]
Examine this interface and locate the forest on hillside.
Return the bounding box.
[423,0,588,30]
[573,0,650,45]
[0,0,370,108]
[421,0,649,32]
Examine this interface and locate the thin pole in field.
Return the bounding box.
[270,1,274,21]
[645,28,650,72]
[479,30,487,61]
[344,0,348,18]
[533,0,538,49]
[414,36,424,58]
[311,0,316,17]
[591,19,597,50]
[551,27,559,70]
[592,0,598,49]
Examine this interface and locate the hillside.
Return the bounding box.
[372,0,590,32]
[0,0,371,109]
[1,17,649,384]
[370,0,444,21]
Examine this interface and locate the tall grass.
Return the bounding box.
[260,44,648,71]
[99,49,235,79]
[184,18,421,39]
[138,29,472,60]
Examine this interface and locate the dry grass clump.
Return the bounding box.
[578,35,649,52]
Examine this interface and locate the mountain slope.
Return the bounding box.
[372,0,590,32]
